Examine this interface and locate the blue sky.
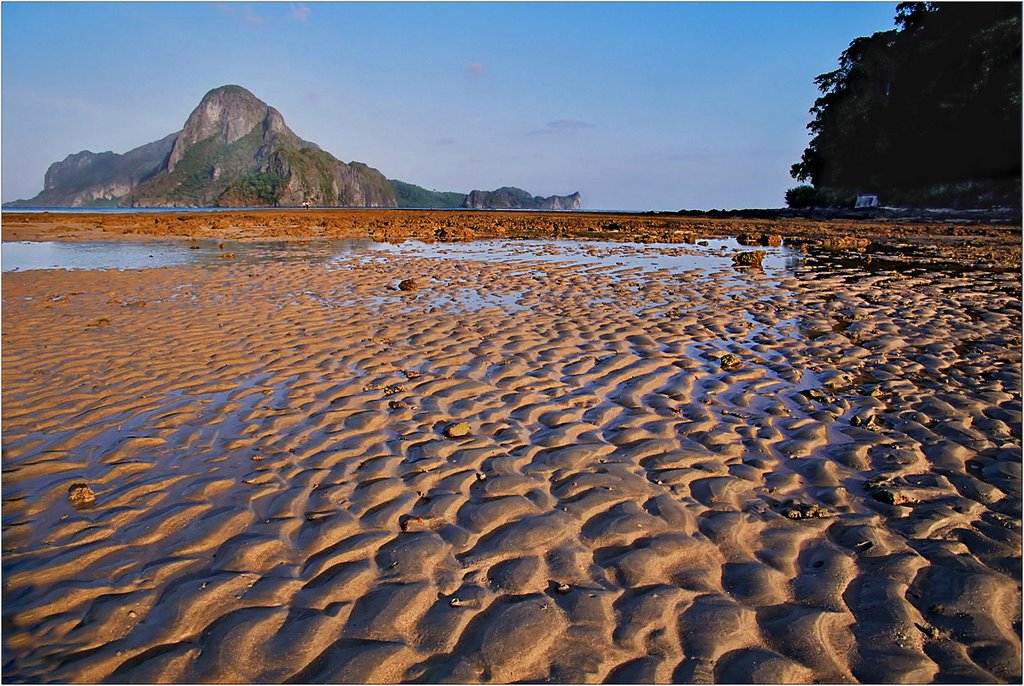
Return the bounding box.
[2,2,899,210]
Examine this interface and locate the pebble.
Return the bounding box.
[732,250,766,266]
[67,482,96,508]
[720,353,742,371]
[443,421,471,438]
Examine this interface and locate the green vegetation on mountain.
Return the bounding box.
[129,126,271,206]
[389,179,466,208]
[790,2,1022,208]
[218,171,286,206]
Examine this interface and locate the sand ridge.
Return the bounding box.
[2,242,1021,682]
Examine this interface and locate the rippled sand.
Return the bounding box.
[2,243,1021,683]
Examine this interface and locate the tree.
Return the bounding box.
[791,2,1021,207]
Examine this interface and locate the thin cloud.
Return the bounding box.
[529,119,595,135]
[305,92,319,106]
[216,4,269,26]
[465,62,487,77]
[436,137,457,146]
[291,4,311,23]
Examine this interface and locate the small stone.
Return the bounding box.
[720,353,742,371]
[388,400,409,410]
[776,499,831,519]
[557,582,571,594]
[800,388,825,401]
[251,454,264,461]
[217,252,235,259]
[67,482,96,508]
[398,279,419,291]
[872,489,915,506]
[864,477,916,507]
[851,414,879,429]
[449,597,464,607]
[737,232,782,247]
[732,250,766,266]
[443,421,471,438]
[737,233,763,246]
[821,236,871,251]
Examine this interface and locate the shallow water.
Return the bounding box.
[2,237,800,274]
[0,239,374,272]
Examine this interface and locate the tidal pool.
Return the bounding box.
[1,237,802,275]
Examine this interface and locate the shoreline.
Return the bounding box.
[2,208,1021,272]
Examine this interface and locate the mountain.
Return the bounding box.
[7,85,396,208]
[462,187,582,210]
[388,181,582,210]
[388,180,465,208]
[5,85,581,210]
[5,133,178,208]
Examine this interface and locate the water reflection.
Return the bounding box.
[3,237,803,275]
[1,239,374,272]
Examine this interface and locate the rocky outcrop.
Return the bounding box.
[167,85,274,173]
[462,187,581,210]
[5,133,176,208]
[541,192,582,210]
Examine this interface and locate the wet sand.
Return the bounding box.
[2,230,1021,682]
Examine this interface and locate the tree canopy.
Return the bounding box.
[791,2,1021,207]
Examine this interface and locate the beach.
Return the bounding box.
[2,211,1021,683]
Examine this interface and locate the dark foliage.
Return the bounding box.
[791,2,1021,207]
[784,185,819,208]
[389,179,466,208]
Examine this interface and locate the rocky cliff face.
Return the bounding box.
[462,187,582,210]
[166,85,275,173]
[4,134,176,207]
[539,191,582,210]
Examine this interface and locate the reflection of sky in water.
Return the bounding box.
[2,237,802,276]
[1,239,373,272]
[363,238,801,276]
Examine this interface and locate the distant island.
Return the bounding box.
[3,85,581,211]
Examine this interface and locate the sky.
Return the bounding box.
[1,1,900,210]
